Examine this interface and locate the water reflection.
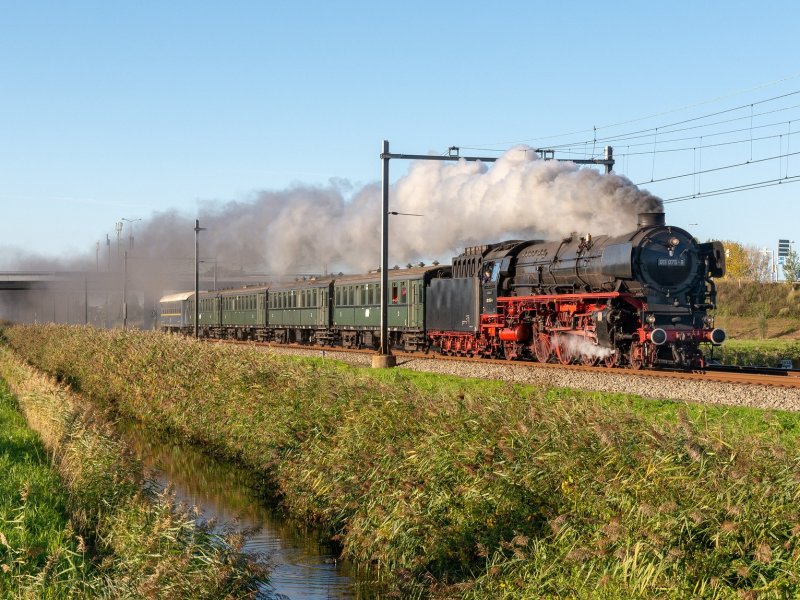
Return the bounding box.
[115,421,383,600]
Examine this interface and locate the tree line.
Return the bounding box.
[720,240,800,284]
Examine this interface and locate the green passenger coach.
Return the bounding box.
[268,278,333,344]
[159,264,451,351]
[332,267,435,350]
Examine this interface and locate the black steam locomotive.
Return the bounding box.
[160,212,725,369]
[427,212,725,368]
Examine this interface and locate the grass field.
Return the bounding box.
[5,324,800,598]
[709,338,800,368]
[0,379,94,598]
[0,345,266,599]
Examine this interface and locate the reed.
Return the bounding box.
[6,324,800,597]
[0,344,266,598]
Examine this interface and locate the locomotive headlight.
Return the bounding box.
[646,314,656,325]
[669,236,680,247]
[703,315,714,328]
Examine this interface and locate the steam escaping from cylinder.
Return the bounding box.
[554,333,614,361]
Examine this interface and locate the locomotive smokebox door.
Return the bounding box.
[481,261,501,314]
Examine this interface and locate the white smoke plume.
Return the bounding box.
[390,146,661,266]
[0,146,663,324]
[131,145,662,275]
[1,146,663,317]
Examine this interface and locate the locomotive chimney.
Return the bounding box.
[637,212,666,228]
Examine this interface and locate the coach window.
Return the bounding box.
[400,284,407,304]
[391,282,399,304]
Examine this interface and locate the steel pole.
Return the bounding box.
[380,140,390,356]
[122,251,128,330]
[194,220,200,338]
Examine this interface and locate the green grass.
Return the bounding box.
[710,338,800,367]
[0,379,92,598]
[0,345,267,599]
[6,324,800,598]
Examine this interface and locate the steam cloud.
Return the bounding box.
[133,145,663,275]
[1,145,663,323]
[553,333,614,361]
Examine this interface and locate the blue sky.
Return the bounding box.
[2,1,799,263]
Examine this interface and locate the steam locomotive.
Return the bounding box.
[159,212,726,369]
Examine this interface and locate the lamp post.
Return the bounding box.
[115,221,123,257]
[199,258,218,291]
[121,217,142,250]
[375,140,395,367]
[194,220,206,338]
[122,250,128,329]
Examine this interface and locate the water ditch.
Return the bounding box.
[115,421,385,599]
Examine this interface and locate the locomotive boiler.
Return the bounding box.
[427,212,725,368]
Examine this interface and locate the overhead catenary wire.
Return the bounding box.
[545,101,800,151]
[635,149,800,186]
[663,175,800,203]
[448,79,800,207]
[617,128,800,158]
[459,83,800,151]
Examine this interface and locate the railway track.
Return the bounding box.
[208,339,800,389]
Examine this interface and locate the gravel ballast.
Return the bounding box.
[268,346,800,412]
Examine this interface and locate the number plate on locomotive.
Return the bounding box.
[657,258,686,266]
